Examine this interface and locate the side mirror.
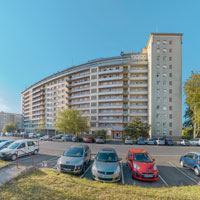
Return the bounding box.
[152,158,155,161]
[118,157,122,161]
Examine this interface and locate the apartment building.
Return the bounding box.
[21,33,182,139]
[0,112,22,132]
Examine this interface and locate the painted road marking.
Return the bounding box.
[168,162,200,185]
[158,174,169,187]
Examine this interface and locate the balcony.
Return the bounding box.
[99,90,123,95]
[130,83,148,88]
[129,112,148,116]
[98,105,123,109]
[70,87,90,92]
[98,98,123,102]
[70,73,90,81]
[98,83,123,88]
[130,98,148,102]
[98,76,123,81]
[129,105,148,109]
[70,100,90,105]
[70,93,90,99]
[130,67,148,73]
[130,76,148,81]
[129,90,148,95]
[75,107,90,110]
[98,119,123,123]
[98,68,123,75]
[98,112,128,116]
[70,80,90,87]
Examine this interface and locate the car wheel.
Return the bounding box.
[194,167,200,176]
[11,154,17,161]
[33,149,38,155]
[180,160,185,167]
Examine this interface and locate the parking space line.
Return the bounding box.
[167,162,200,185]
[81,163,92,178]
[121,162,125,184]
[158,174,169,187]
[38,156,59,167]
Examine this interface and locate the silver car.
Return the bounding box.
[92,148,122,182]
[124,138,133,145]
[57,145,91,174]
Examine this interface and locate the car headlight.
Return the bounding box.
[92,165,97,173]
[115,165,120,174]
[76,165,82,170]
[153,164,157,170]
[133,164,140,170]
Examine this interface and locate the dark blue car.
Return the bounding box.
[180,152,200,176]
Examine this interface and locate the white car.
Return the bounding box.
[124,138,133,145]
[0,139,39,161]
[189,138,200,146]
[146,139,155,145]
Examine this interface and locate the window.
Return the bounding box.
[91,109,97,114]
[157,49,160,53]
[162,49,167,53]
[169,97,172,102]
[169,114,172,119]
[156,73,160,78]
[163,97,167,102]
[18,143,26,149]
[91,88,97,93]
[157,89,160,94]
[169,73,172,78]
[91,82,97,86]
[163,57,167,61]
[169,81,172,86]
[91,75,97,79]
[162,40,167,45]
[91,95,97,100]
[163,89,167,94]
[157,81,160,85]
[163,130,167,135]
[163,106,167,111]
[90,122,96,127]
[156,105,160,109]
[156,97,160,102]
[169,40,172,45]
[162,65,167,69]
[169,65,172,69]
[91,102,97,107]
[162,74,167,78]
[163,122,166,127]
[169,48,172,53]
[169,106,172,111]
[169,89,172,94]
[156,57,160,61]
[156,114,160,118]
[162,114,167,119]
[169,130,172,136]
[169,57,172,61]
[163,81,167,86]
[28,141,35,146]
[169,122,172,127]
[91,68,97,73]
[156,65,160,69]
[156,122,160,127]
[91,116,96,120]
[156,40,160,45]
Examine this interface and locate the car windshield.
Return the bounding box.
[96,152,118,162]
[133,153,153,163]
[127,138,132,140]
[63,147,84,157]
[0,141,8,147]
[8,142,20,149]
[97,137,103,139]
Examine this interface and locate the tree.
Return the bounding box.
[36,119,45,133]
[2,123,17,133]
[124,118,150,139]
[184,72,200,138]
[182,127,193,139]
[183,106,193,128]
[54,108,89,135]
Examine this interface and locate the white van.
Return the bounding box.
[0,139,39,161]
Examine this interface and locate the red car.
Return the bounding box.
[126,149,159,181]
[84,137,94,143]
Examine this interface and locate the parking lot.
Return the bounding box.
[1,137,200,188]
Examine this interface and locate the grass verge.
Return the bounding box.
[0,169,200,200]
[0,160,9,168]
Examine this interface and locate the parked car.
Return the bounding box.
[177,139,190,146]
[62,135,73,142]
[0,141,14,150]
[92,148,122,182]
[180,152,200,176]
[124,138,133,145]
[5,132,14,137]
[136,138,145,145]
[0,139,39,161]
[72,136,83,142]
[40,135,52,141]
[146,139,155,145]
[53,134,64,140]
[96,136,104,144]
[189,138,200,146]
[155,137,165,145]
[57,145,91,174]
[126,149,158,181]
[0,139,8,143]
[84,137,94,143]
[165,139,173,146]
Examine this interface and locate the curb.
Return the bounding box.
[0,162,13,170]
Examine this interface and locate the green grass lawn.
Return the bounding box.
[0,169,199,200]
[0,160,9,168]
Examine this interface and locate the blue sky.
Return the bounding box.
[0,0,199,122]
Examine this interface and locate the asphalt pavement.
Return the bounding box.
[1,137,200,188]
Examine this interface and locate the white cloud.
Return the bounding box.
[0,98,10,112]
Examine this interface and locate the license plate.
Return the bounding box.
[62,168,73,171]
[144,174,153,178]
[99,174,110,178]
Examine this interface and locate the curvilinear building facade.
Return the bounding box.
[22,33,182,139]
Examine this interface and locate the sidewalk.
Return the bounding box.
[0,164,26,186]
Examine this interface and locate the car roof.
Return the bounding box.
[70,144,88,149]
[14,139,38,143]
[129,149,148,154]
[100,148,116,152]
